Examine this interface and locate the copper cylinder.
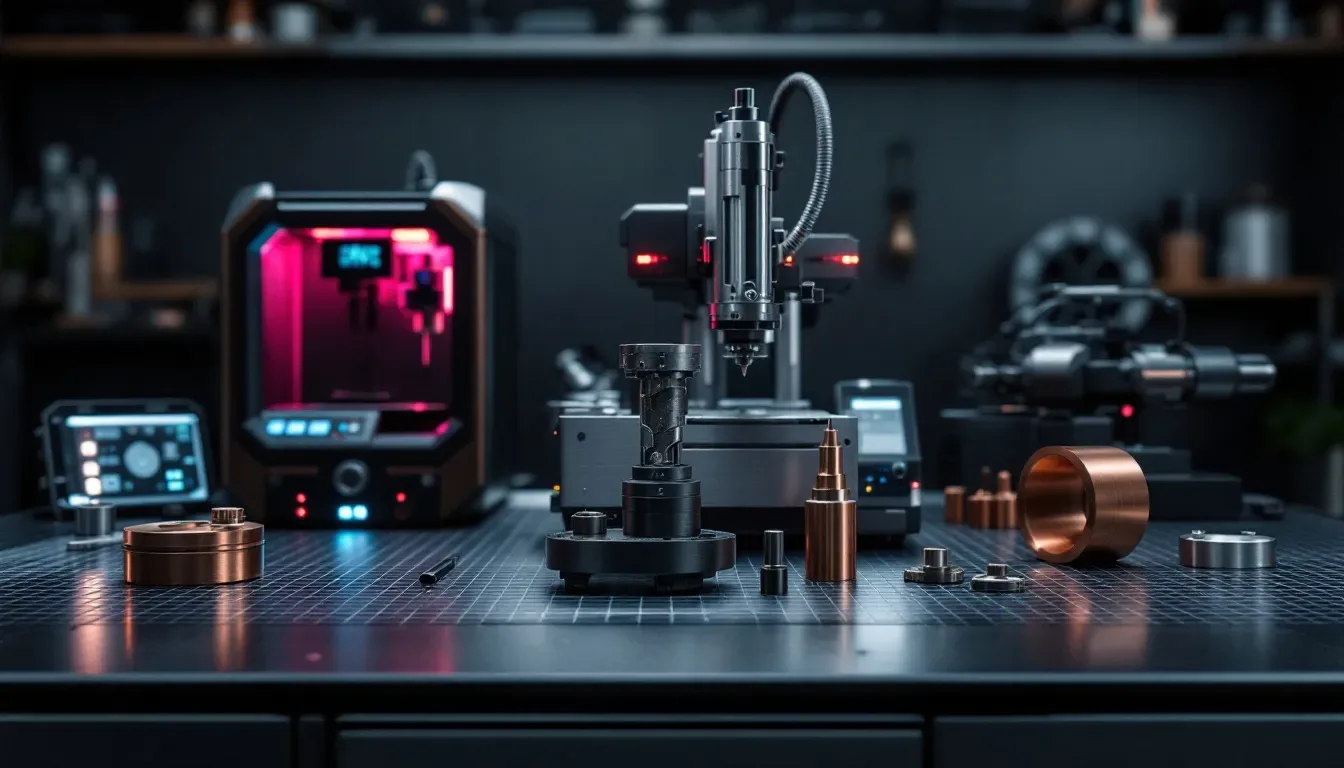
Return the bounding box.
[993,490,1018,529]
[943,486,965,525]
[992,471,1016,529]
[124,516,264,587]
[966,490,994,528]
[1018,446,1149,564]
[804,423,857,582]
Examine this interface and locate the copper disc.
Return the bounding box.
[123,521,264,586]
[1018,446,1149,564]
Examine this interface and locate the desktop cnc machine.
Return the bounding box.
[557,75,915,540]
[220,182,517,527]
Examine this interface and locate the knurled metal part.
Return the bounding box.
[971,563,1027,593]
[904,547,965,585]
[211,507,246,525]
[619,343,702,376]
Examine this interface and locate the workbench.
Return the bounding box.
[2,491,1344,768]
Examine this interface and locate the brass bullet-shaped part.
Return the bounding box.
[967,490,994,529]
[943,486,965,525]
[996,471,1012,494]
[805,421,857,582]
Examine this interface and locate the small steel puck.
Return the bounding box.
[970,563,1027,593]
[904,547,965,585]
[1179,530,1276,569]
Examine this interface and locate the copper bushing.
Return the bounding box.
[943,486,965,525]
[1018,446,1149,564]
[966,490,993,528]
[804,423,856,582]
[123,520,264,586]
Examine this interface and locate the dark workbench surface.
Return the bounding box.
[3,491,1344,714]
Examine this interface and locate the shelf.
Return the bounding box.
[2,33,1342,63]
[1159,277,1336,299]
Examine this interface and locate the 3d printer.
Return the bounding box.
[220,182,517,527]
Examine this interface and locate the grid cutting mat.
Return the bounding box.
[0,494,1335,627]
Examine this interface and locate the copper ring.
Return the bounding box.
[1018,446,1149,564]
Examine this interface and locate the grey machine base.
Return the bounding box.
[555,411,903,536]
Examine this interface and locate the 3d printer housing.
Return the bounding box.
[220,183,517,526]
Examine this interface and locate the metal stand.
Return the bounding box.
[546,343,735,593]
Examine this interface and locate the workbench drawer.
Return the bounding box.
[935,715,1344,768]
[338,728,923,768]
[0,715,291,768]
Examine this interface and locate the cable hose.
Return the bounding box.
[404,150,438,191]
[767,72,833,257]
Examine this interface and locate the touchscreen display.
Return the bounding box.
[849,396,907,456]
[54,412,209,507]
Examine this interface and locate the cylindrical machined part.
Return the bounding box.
[804,423,856,582]
[924,547,948,568]
[996,471,1012,493]
[993,491,1019,530]
[763,529,785,566]
[904,547,964,585]
[970,562,1027,593]
[123,520,264,586]
[73,503,116,538]
[622,464,701,538]
[943,486,965,525]
[211,507,246,525]
[805,499,856,582]
[966,490,994,528]
[1179,530,1276,569]
[760,530,788,595]
[1019,446,1149,564]
[570,510,608,537]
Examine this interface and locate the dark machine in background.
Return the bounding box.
[834,379,922,535]
[940,284,1277,521]
[220,182,518,527]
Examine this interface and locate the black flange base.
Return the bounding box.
[545,529,736,593]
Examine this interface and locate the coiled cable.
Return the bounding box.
[767,72,833,257]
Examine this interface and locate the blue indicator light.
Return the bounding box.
[265,419,285,436]
[337,422,348,433]
[338,505,353,521]
[865,476,874,484]
[353,505,369,521]
[167,481,184,492]
[285,420,306,436]
[879,477,887,484]
[308,420,332,437]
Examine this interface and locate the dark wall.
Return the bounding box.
[3,65,1327,478]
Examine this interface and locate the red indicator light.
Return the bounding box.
[396,492,407,503]
[699,242,710,264]
[295,507,307,519]
[825,253,860,265]
[1120,404,1135,419]
[634,253,664,266]
[784,254,794,266]
[296,493,306,503]
[911,481,921,489]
